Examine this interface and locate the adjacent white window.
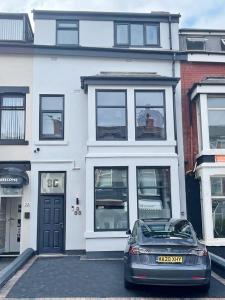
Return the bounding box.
[211,177,225,238]
[208,96,225,149]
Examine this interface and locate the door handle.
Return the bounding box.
[59,222,64,229]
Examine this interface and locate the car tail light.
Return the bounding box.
[191,248,208,256]
[129,246,150,255]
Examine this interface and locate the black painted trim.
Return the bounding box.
[0,161,31,171]
[0,86,29,94]
[81,76,180,93]
[0,140,28,145]
[196,155,215,166]
[33,10,180,23]
[0,43,187,60]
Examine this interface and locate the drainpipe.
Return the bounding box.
[172,53,178,154]
[168,16,172,50]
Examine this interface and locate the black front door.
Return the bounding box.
[38,195,64,253]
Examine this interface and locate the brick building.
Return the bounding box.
[180,28,225,246]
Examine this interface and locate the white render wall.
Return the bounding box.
[0,54,33,253]
[30,54,185,251]
[34,19,179,50]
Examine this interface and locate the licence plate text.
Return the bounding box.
[156,256,183,264]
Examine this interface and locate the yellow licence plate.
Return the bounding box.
[157,256,183,264]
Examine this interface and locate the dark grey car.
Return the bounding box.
[124,219,211,291]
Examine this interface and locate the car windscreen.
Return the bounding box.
[139,220,196,245]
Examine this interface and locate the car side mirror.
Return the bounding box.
[126,229,131,235]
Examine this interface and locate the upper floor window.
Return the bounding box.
[96,90,127,141]
[135,90,166,140]
[208,96,225,149]
[56,20,79,46]
[39,95,64,140]
[115,23,159,47]
[186,38,206,51]
[0,95,25,141]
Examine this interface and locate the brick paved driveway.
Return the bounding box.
[6,256,225,298]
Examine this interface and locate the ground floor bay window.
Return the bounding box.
[211,176,225,238]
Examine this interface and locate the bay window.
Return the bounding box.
[211,176,225,238]
[137,167,171,219]
[94,167,128,231]
[0,95,25,141]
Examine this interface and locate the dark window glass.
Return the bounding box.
[40,95,64,140]
[135,91,166,140]
[208,96,225,149]
[116,24,129,45]
[96,91,127,140]
[137,167,171,220]
[0,95,25,140]
[94,167,129,231]
[57,21,79,45]
[186,39,205,50]
[115,22,159,47]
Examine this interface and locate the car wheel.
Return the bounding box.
[124,279,133,289]
[199,282,210,293]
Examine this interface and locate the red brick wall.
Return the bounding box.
[181,62,225,172]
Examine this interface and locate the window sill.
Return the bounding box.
[0,140,29,145]
[85,231,128,238]
[87,140,176,147]
[35,140,68,146]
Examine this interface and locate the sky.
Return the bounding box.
[0,0,225,29]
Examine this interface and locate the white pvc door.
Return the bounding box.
[5,198,21,253]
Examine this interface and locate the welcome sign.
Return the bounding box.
[0,175,23,186]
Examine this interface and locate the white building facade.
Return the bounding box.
[0,10,186,254]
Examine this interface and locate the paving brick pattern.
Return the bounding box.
[6,256,225,298]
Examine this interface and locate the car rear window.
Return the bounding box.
[139,220,196,245]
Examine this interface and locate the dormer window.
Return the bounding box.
[56,20,79,46]
[0,15,33,43]
[115,22,159,47]
[186,38,206,51]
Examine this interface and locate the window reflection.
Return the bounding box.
[96,91,127,140]
[137,167,171,219]
[95,168,128,231]
[135,91,166,140]
[211,176,225,237]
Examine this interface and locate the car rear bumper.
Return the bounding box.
[126,263,211,286]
